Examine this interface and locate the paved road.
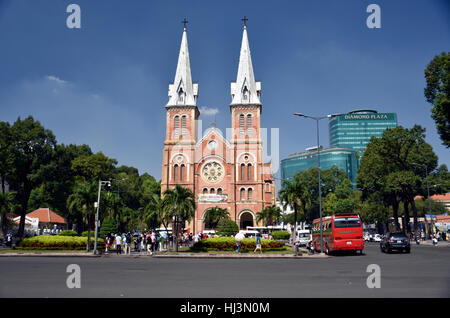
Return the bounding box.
[0,243,449,298]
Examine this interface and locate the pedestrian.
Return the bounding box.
[421,231,425,241]
[105,234,111,254]
[194,233,199,244]
[254,233,262,254]
[115,233,122,255]
[432,234,438,246]
[146,232,152,255]
[235,232,244,253]
[126,233,132,254]
[151,231,156,253]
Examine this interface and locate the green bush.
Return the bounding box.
[215,218,239,236]
[16,235,104,250]
[271,231,290,240]
[58,230,78,237]
[81,230,95,237]
[99,218,117,239]
[191,237,286,252]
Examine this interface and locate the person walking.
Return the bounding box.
[115,233,122,255]
[254,233,262,254]
[151,231,156,253]
[125,232,132,255]
[235,232,244,254]
[146,232,152,255]
[105,234,111,254]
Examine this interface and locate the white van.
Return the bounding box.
[297,230,312,246]
[239,230,260,238]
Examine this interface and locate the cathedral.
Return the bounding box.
[161,21,276,234]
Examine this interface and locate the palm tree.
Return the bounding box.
[278,174,310,245]
[67,181,97,251]
[256,205,282,227]
[162,185,196,252]
[144,193,169,231]
[203,206,230,229]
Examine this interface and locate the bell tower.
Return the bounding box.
[161,20,199,193]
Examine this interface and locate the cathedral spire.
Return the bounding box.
[231,19,261,106]
[167,21,198,107]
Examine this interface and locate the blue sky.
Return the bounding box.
[0,0,449,187]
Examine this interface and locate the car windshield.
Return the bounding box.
[390,233,407,239]
[298,233,309,238]
[334,217,361,228]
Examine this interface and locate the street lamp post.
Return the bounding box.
[294,112,341,255]
[93,180,111,255]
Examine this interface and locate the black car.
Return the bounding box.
[380,232,410,253]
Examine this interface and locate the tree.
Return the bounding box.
[215,218,239,237]
[67,181,97,250]
[99,217,117,238]
[424,52,450,147]
[357,125,438,232]
[0,192,13,236]
[279,174,310,244]
[71,152,117,182]
[0,122,13,195]
[162,185,196,252]
[203,207,230,229]
[7,116,57,239]
[256,205,282,226]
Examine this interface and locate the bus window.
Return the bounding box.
[334,217,361,228]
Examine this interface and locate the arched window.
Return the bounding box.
[248,188,253,201]
[240,163,245,181]
[239,114,245,137]
[210,188,215,194]
[174,164,179,181]
[181,115,187,137]
[180,164,185,181]
[240,188,245,201]
[203,188,208,195]
[246,114,252,137]
[174,116,180,139]
[243,86,248,100]
[217,188,222,195]
[178,88,184,103]
[247,163,252,181]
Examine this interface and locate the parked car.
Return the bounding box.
[297,230,312,246]
[373,234,383,242]
[380,232,410,253]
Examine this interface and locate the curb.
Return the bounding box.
[151,253,330,259]
[0,253,102,257]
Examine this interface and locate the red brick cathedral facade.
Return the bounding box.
[161,24,276,234]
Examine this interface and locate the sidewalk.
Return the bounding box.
[417,240,450,247]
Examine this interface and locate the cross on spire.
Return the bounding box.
[242,16,248,27]
[182,18,188,29]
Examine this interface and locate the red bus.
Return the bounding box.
[312,213,364,254]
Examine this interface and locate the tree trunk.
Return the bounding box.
[392,199,400,232]
[410,198,419,234]
[86,214,91,251]
[403,201,410,233]
[293,202,298,251]
[18,187,31,240]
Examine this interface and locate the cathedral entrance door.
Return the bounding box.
[239,212,254,230]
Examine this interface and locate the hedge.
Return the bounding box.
[271,231,290,240]
[58,230,78,237]
[15,235,104,250]
[191,237,286,252]
[81,231,95,237]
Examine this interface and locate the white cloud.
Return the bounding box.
[45,75,68,85]
[199,106,219,116]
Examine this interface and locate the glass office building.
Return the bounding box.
[329,109,398,157]
[280,147,359,188]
